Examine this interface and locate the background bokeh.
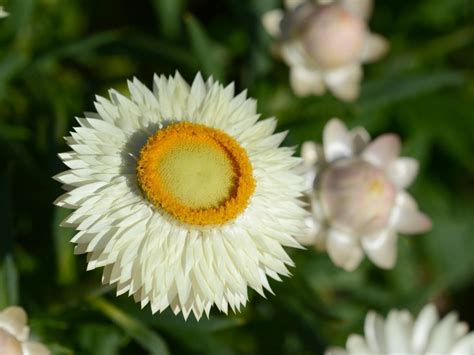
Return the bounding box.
[1,0,473,354]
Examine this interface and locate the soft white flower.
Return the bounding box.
[327,304,474,355]
[55,72,307,320]
[262,0,388,101]
[0,306,50,355]
[0,7,9,18]
[300,118,431,271]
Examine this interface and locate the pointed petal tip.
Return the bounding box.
[323,118,353,162]
[362,133,401,167]
[326,229,364,271]
[262,9,284,37]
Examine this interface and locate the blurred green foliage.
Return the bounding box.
[0,0,473,354]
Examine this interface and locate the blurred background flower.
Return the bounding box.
[326,304,474,354]
[300,119,431,271]
[262,0,388,101]
[0,306,50,354]
[0,0,473,353]
[0,7,8,18]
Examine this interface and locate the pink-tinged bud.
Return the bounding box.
[320,159,396,236]
[301,5,366,69]
[0,329,23,355]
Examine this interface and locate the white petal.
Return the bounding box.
[340,0,373,20]
[301,141,324,167]
[364,311,387,352]
[280,41,310,67]
[387,157,419,188]
[390,193,432,234]
[412,304,439,353]
[284,0,306,9]
[324,64,362,102]
[262,10,284,37]
[325,347,348,355]
[290,66,326,97]
[326,229,364,271]
[425,313,460,354]
[361,134,401,168]
[346,334,373,353]
[298,215,322,246]
[361,33,389,63]
[385,310,412,354]
[350,126,371,154]
[451,333,474,355]
[361,229,398,269]
[0,307,29,341]
[323,118,353,162]
[22,341,51,355]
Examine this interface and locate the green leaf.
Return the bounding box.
[121,32,197,70]
[143,310,243,333]
[3,0,35,39]
[90,298,170,355]
[184,14,229,80]
[358,71,465,112]
[0,166,14,256]
[47,343,75,355]
[0,167,18,308]
[78,323,125,355]
[53,207,77,285]
[151,0,185,39]
[0,255,19,308]
[0,124,30,141]
[0,51,29,99]
[122,308,241,354]
[31,31,121,67]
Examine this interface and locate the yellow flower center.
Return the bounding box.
[137,122,255,226]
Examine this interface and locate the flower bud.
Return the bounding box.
[320,159,396,235]
[301,5,366,69]
[0,329,23,355]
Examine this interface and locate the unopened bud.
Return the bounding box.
[301,5,366,69]
[320,159,396,235]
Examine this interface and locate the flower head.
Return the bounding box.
[0,306,50,355]
[262,0,388,101]
[300,119,431,271]
[327,304,474,354]
[55,73,307,320]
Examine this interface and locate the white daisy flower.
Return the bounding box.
[327,304,474,355]
[0,306,50,355]
[262,0,389,101]
[300,119,431,271]
[54,72,307,320]
[0,7,9,18]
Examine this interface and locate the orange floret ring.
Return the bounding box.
[137,122,256,226]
